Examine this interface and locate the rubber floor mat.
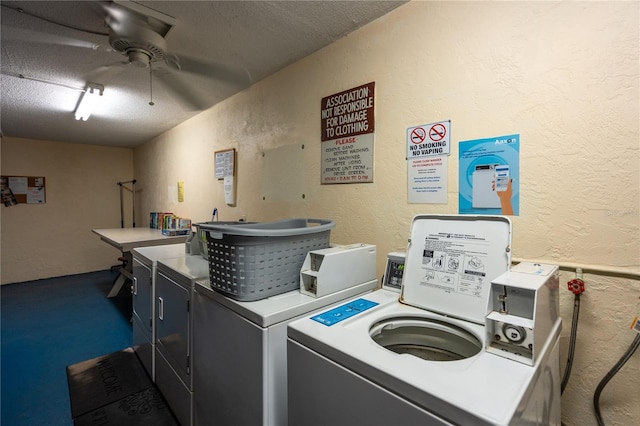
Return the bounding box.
[73,386,178,426]
[66,347,152,418]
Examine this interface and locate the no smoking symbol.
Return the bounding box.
[411,127,427,144]
[429,124,446,141]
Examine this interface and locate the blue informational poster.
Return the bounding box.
[458,134,520,216]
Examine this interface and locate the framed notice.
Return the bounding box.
[215,148,236,179]
[1,176,46,205]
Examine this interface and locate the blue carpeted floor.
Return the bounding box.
[1,270,133,426]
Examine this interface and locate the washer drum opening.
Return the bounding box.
[370,317,483,361]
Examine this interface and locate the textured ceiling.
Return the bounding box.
[0,0,406,148]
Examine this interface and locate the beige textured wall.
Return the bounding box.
[133,2,638,424]
[1,137,134,284]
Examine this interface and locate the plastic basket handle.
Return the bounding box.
[204,218,335,238]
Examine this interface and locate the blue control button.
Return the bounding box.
[311,298,378,326]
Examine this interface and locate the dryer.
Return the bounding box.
[192,244,379,426]
[287,215,561,425]
[155,255,211,426]
[131,243,188,381]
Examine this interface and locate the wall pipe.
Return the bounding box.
[511,257,640,281]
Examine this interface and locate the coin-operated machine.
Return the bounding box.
[486,262,561,366]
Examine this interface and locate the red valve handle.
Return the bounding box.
[567,278,585,295]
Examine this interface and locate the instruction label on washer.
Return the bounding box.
[420,232,490,298]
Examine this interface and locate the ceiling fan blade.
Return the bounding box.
[2,25,106,51]
[85,62,129,85]
[165,53,252,87]
[154,71,210,111]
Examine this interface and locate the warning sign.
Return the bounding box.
[429,123,447,141]
[407,120,451,158]
[321,83,375,184]
[321,133,374,184]
[410,127,427,144]
[321,82,375,142]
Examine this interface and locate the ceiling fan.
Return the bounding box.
[103,0,176,70]
[3,0,251,110]
[92,0,252,109]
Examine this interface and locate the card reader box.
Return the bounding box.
[300,244,377,298]
[485,262,560,366]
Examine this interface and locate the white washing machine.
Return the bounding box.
[287,215,562,426]
[192,244,379,426]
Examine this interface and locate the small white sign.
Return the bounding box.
[407,120,451,158]
[408,156,447,204]
[321,134,374,184]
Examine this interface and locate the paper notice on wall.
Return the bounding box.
[224,175,235,205]
[458,134,520,215]
[27,187,45,204]
[168,185,178,203]
[9,177,28,193]
[408,156,447,204]
[321,134,374,184]
[3,176,46,204]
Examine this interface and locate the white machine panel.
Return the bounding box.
[401,215,512,324]
[300,244,377,298]
[382,252,405,292]
[486,262,561,365]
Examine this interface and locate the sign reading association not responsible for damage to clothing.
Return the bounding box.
[321,82,375,141]
[406,121,451,158]
[321,83,375,184]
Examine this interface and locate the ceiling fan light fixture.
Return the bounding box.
[74,83,104,121]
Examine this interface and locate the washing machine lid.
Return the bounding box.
[401,215,512,324]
